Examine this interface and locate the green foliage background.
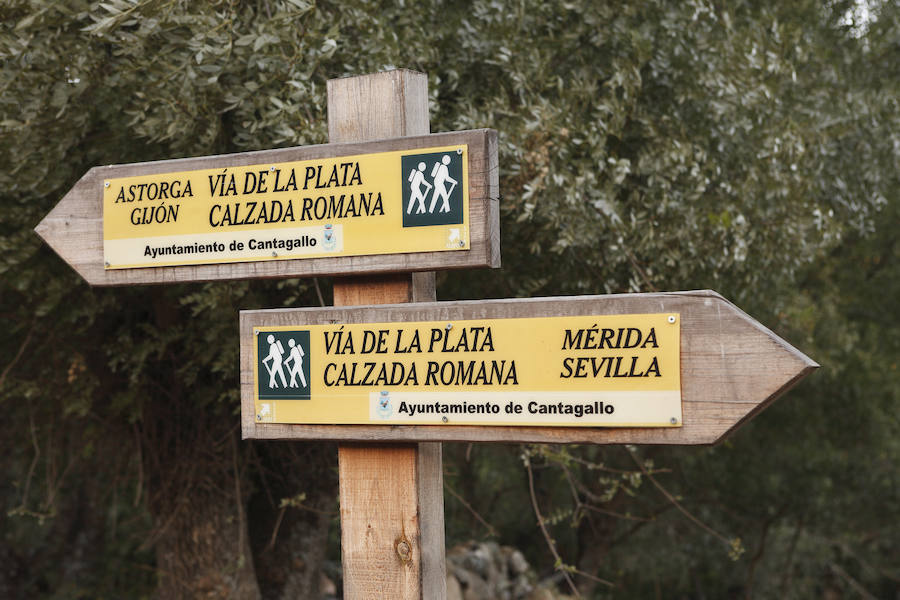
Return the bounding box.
[1,0,897,598]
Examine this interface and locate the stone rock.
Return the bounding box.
[446,541,537,600]
[447,574,464,600]
[525,588,557,600]
[508,550,529,575]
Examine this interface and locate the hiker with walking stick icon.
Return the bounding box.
[407,161,432,214]
[262,334,287,388]
[429,154,458,214]
[283,338,307,389]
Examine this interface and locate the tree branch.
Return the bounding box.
[0,318,36,392]
[444,481,498,538]
[627,446,742,557]
[525,452,615,595]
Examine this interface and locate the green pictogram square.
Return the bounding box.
[401,151,464,227]
[257,330,311,400]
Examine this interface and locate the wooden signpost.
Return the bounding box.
[325,70,454,600]
[36,69,816,600]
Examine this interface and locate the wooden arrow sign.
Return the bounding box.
[240,290,817,445]
[34,129,499,286]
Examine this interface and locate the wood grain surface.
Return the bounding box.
[241,290,818,446]
[329,69,446,600]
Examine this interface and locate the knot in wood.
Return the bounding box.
[396,538,412,563]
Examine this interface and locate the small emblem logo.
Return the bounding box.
[447,227,463,248]
[376,391,392,419]
[257,403,273,422]
[322,223,336,250]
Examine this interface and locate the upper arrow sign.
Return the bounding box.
[34,129,499,286]
[240,290,817,445]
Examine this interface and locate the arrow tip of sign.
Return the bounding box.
[33,170,106,286]
[33,219,48,242]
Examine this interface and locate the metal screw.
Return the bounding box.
[104,181,110,188]
[257,414,262,420]
[272,251,277,257]
[269,166,275,172]
[442,416,448,423]
[254,330,259,336]
[667,315,677,324]
[456,148,463,155]
[104,261,110,268]
[446,323,453,330]
[670,417,678,425]
[458,240,465,247]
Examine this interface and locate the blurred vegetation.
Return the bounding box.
[1,0,897,598]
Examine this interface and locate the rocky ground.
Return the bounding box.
[446,541,573,600]
[322,541,573,600]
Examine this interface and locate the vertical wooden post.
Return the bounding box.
[328,70,446,600]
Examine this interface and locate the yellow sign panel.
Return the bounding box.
[103,145,470,269]
[252,313,681,427]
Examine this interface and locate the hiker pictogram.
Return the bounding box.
[285,338,307,388]
[429,155,458,214]
[406,155,460,215]
[407,162,433,214]
[402,150,464,228]
[262,334,287,388]
[257,330,311,400]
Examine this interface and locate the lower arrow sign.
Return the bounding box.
[240,290,817,445]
